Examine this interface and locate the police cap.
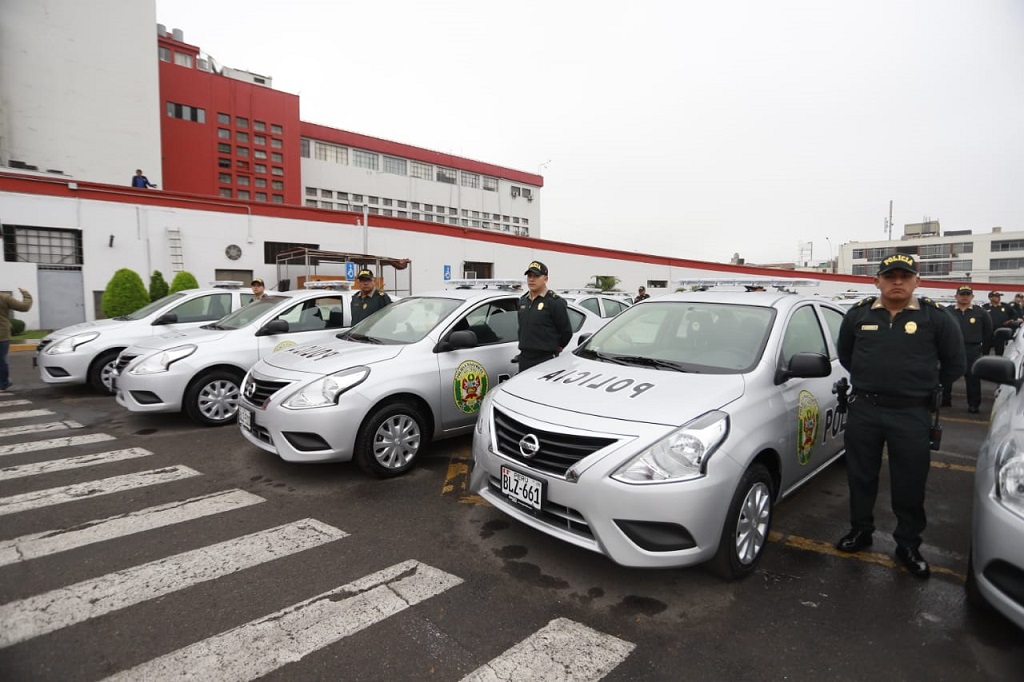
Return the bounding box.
[356,268,374,281]
[955,285,972,295]
[524,261,548,276]
[877,253,918,275]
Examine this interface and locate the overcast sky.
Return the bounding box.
[155,0,1023,265]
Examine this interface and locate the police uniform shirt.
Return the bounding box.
[945,303,992,346]
[350,289,391,324]
[984,301,1018,328]
[837,297,966,397]
[518,290,572,354]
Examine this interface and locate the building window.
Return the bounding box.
[255,121,266,132]
[254,149,267,160]
[271,124,283,134]
[306,187,317,196]
[383,156,407,175]
[271,167,283,176]
[424,204,433,212]
[521,218,529,225]
[314,142,347,164]
[271,152,283,163]
[511,186,521,198]
[236,146,249,157]
[398,211,408,218]
[397,200,407,209]
[218,143,231,153]
[383,209,393,217]
[450,207,458,215]
[254,178,266,188]
[255,192,267,202]
[321,189,333,198]
[483,177,498,192]
[236,160,250,170]
[521,188,533,200]
[461,209,469,217]
[382,198,393,207]
[218,128,230,139]
[173,52,193,68]
[218,173,231,184]
[2,225,82,265]
[159,46,171,62]
[448,217,458,225]
[991,258,1024,270]
[436,167,457,184]
[992,240,1024,252]
[368,207,379,215]
[219,188,232,198]
[410,161,432,180]
[254,164,267,174]
[369,196,379,205]
[236,131,249,143]
[272,195,283,203]
[352,149,379,170]
[512,217,520,224]
[217,113,230,124]
[306,199,318,207]
[237,190,250,200]
[320,201,332,209]
[254,135,266,146]
[412,213,421,220]
[237,175,250,186]
[461,172,480,189]
[271,138,282,149]
[218,158,231,168]
[300,139,310,158]
[272,180,283,190]
[236,116,249,128]
[166,102,205,123]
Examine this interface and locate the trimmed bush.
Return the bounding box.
[101,269,150,318]
[149,270,170,302]
[10,319,26,336]
[169,271,199,294]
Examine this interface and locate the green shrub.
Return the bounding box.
[101,268,150,318]
[10,319,25,336]
[149,270,170,302]
[169,271,199,294]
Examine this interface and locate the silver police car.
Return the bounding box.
[237,289,606,477]
[968,334,1024,630]
[470,291,849,578]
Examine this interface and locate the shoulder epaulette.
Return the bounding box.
[919,296,942,309]
[856,296,876,307]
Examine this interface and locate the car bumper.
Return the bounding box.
[114,370,188,414]
[469,404,742,569]
[37,350,92,385]
[972,471,1024,630]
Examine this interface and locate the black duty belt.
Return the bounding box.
[852,390,932,409]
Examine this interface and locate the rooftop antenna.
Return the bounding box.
[884,200,894,239]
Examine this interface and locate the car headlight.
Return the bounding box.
[45,332,100,355]
[995,437,1024,516]
[282,367,370,409]
[612,411,729,484]
[475,389,496,436]
[128,345,197,375]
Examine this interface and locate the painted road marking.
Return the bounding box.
[0,409,54,422]
[0,466,202,517]
[461,617,635,682]
[0,489,266,567]
[0,519,348,648]
[0,420,85,439]
[0,432,116,458]
[0,447,154,481]
[0,399,31,408]
[106,560,460,681]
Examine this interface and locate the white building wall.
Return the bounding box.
[0,0,162,185]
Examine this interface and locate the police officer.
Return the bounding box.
[983,291,1018,356]
[250,278,269,302]
[350,268,391,325]
[942,285,991,413]
[517,260,572,372]
[635,286,650,303]
[835,253,965,578]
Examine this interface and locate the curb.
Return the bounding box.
[10,342,39,352]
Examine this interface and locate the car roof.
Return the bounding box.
[412,289,523,303]
[650,290,844,312]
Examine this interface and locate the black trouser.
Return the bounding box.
[844,398,931,549]
[942,343,983,408]
[517,351,557,373]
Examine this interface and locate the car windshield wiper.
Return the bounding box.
[605,354,692,372]
[346,332,383,344]
[577,348,636,366]
[201,323,224,330]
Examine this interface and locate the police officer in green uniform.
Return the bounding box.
[350,268,392,325]
[517,260,572,372]
[835,253,965,578]
[983,291,1018,356]
[942,285,991,413]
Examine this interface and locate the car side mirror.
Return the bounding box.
[576,332,592,347]
[441,330,479,351]
[994,327,1014,342]
[775,352,831,384]
[153,312,177,325]
[972,356,1022,390]
[256,318,289,336]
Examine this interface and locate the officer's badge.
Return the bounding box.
[905,321,918,334]
[970,317,976,324]
[362,303,367,309]
[538,302,544,311]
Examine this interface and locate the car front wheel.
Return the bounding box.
[184,369,243,426]
[88,349,122,394]
[354,402,428,478]
[709,463,773,580]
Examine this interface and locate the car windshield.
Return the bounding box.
[341,296,464,345]
[204,295,287,331]
[578,301,776,373]
[120,292,189,320]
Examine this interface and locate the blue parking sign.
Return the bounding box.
[444,264,452,281]
[346,262,356,280]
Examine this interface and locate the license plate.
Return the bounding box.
[501,466,544,510]
[238,407,252,431]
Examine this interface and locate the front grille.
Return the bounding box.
[486,476,593,540]
[114,354,137,374]
[245,377,290,407]
[493,408,617,477]
[36,339,52,353]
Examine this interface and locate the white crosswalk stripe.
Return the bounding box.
[461,618,635,682]
[0,432,116,458]
[106,559,462,681]
[0,447,154,481]
[0,489,265,567]
[0,409,53,422]
[0,399,31,408]
[0,518,348,648]
[0,465,201,516]
[0,420,84,438]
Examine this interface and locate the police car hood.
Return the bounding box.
[45,318,128,340]
[126,325,231,352]
[260,339,402,373]
[499,354,746,427]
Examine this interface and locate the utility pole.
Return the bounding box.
[884,200,894,240]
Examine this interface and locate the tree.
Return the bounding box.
[149,270,169,302]
[101,268,150,318]
[169,271,199,293]
[587,275,621,292]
